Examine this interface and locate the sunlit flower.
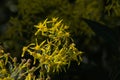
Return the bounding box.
[52,17,58,22]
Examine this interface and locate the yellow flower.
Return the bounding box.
[54,20,62,28]
[52,17,58,22]
[35,19,48,35]
[22,43,35,57]
[36,53,42,58]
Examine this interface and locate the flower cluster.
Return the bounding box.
[0,49,36,80]
[22,18,83,79]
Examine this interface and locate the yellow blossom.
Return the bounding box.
[52,17,58,22]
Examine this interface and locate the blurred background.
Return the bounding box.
[0,0,120,80]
